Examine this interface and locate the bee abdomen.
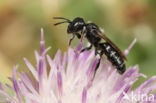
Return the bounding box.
[99,42,126,74]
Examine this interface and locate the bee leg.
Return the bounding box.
[95,47,99,55]
[75,33,81,39]
[80,45,92,53]
[69,34,75,46]
[93,50,103,78]
[95,51,103,72]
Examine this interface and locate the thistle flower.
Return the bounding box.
[0,28,156,103]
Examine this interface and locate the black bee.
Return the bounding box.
[53,17,127,74]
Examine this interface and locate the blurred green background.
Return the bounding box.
[0,0,156,86]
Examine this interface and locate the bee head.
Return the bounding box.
[54,17,85,34]
[67,17,85,33]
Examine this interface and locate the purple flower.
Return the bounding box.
[0,28,156,103]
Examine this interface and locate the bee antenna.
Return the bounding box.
[53,17,71,26]
[54,21,70,26]
[53,17,71,22]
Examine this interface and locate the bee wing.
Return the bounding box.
[96,30,127,61]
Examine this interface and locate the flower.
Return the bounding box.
[0,28,156,103]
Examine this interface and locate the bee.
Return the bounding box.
[53,17,127,74]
